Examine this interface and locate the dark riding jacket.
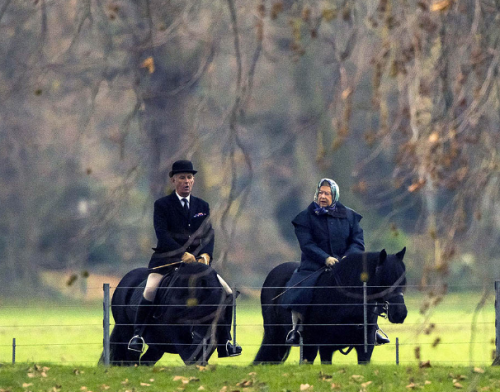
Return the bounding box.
[283,201,365,313]
[148,191,214,272]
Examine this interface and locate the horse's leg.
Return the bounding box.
[139,346,164,366]
[302,343,318,364]
[319,345,334,365]
[100,323,137,366]
[173,326,215,366]
[354,327,376,365]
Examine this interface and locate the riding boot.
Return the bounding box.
[217,303,242,358]
[128,297,153,353]
[375,326,390,345]
[285,310,302,346]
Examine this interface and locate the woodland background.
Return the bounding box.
[1,0,500,314]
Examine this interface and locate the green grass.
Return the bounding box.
[1,363,500,392]
[0,292,496,367]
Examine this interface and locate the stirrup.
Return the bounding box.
[285,329,301,346]
[128,335,145,353]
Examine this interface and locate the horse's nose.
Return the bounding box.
[389,303,407,324]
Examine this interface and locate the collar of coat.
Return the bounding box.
[307,201,347,218]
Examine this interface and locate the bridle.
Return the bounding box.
[374,291,405,319]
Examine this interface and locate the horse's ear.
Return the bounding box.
[379,249,387,264]
[397,247,406,259]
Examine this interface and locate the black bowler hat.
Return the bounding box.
[169,160,198,177]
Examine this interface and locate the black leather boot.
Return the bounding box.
[375,328,390,345]
[128,297,153,353]
[217,303,242,358]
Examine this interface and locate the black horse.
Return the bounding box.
[254,248,407,365]
[101,262,227,366]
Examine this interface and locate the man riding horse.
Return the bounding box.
[283,178,390,346]
[128,160,242,358]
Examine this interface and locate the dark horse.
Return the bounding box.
[254,248,407,365]
[100,262,226,366]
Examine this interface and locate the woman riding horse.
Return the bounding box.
[283,178,389,345]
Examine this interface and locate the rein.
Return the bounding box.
[271,267,327,301]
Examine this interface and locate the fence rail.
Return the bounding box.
[0,282,498,366]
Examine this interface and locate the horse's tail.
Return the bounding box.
[253,323,292,364]
[253,262,298,365]
[98,268,147,367]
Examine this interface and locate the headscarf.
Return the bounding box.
[313,178,340,215]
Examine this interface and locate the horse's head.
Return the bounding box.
[376,247,407,324]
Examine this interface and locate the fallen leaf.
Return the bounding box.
[425,381,432,385]
[342,88,352,100]
[140,57,155,74]
[300,384,313,391]
[406,383,416,389]
[419,360,431,368]
[361,381,373,388]
[430,0,451,12]
[408,180,425,193]
[140,383,151,386]
[351,375,364,382]
[454,382,463,388]
[248,372,257,376]
[149,378,155,382]
[428,132,439,143]
[198,387,205,391]
[319,371,332,380]
[473,367,485,374]
[22,383,33,387]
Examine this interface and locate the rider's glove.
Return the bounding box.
[198,253,210,265]
[181,252,197,263]
[325,256,339,267]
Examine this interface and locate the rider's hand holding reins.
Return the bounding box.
[181,252,197,263]
[325,256,339,267]
[198,253,210,265]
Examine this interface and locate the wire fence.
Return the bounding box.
[0,283,497,366]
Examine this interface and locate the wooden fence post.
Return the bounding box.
[493,281,500,366]
[103,283,110,366]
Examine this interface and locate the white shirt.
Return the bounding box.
[175,193,191,208]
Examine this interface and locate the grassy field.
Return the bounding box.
[0,290,496,367]
[1,362,500,392]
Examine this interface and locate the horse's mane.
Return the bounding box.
[327,251,382,288]
[154,263,225,322]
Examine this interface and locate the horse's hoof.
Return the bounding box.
[218,341,242,358]
[128,335,145,353]
[285,330,301,346]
